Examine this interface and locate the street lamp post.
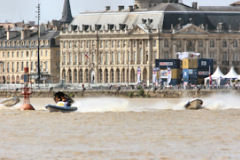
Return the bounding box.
[36,3,41,87]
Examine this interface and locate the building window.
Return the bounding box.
[12,62,14,72]
[100,41,103,48]
[26,51,29,57]
[128,51,131,62]
[146,52,148,62]
[8,52,10,58]
[133,41,136,48]
[222,40,227,48]
[164,52,169,59]
[12,52,14,57]
[31,62,33,71]
[105,41,108,48]
[81,41,84,48]
[210,40,215,48]
[69,53,72,64]
[153,51,157,60]
[116,41,119,48]
[177,40,182,48]
[17,62,19,72]
[223,51,228,60]
[134,51,137,63]
[45,51,48,57]
[123,40,126,47]
[80,53,83,64]
[146,40,148,47]
[111,52,114,64]
[233,40,238,48]
[111,41,115,48]
[233,52,239,61]
[105,52,109,64]
[117,51,121,64]
[45,62,48,71]
[92,52,95,63]
[164,39,169,48]
[7,62,9,73]
[198,40,203,47]
[153,40,156,47]
[100,52,103,64]
[17,52,19,57]
[86,41,89,48]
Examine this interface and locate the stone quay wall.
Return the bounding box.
[0,89,238,98]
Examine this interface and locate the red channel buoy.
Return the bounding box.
[20,67,35,111]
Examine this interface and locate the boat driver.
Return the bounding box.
[54,92,72,108]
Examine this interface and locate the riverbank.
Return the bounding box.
[0,89,239,98]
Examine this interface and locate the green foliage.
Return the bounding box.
[138,88,145,97]
[128,92,134,98]
[68,93,75,98]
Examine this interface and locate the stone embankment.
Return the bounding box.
[0,89,238,98]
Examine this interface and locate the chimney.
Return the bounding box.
[106,6,110,11]
[7,31,18,40]
[192,2,198,9]
[217,23,223,32]
[21,29,31,40]
[129,6,134,12]
[118,6,124,11]
[0,27,4,38]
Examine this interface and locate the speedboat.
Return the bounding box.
[0,96,20,107]
[184,98,203,110]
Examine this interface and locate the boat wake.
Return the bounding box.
[0,93,240,112]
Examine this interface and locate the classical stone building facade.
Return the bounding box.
[60,0,240,85]
[0,29,60,84]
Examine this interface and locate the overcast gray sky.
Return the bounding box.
[0,0,236,23]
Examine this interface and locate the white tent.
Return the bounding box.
[223,66,239,79]
[204,66,225,85]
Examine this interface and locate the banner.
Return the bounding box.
[137,67,141,84]
[167,68,172,86]
[152,68,157,84]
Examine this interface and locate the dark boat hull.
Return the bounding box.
[45,105,78,112]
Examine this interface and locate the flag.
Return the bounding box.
[209,66,212,85]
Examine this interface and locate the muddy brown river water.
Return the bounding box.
[0,94,240,160]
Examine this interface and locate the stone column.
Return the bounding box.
[228,40,233,66]
[205,39,209,58]
[216,39,221,66]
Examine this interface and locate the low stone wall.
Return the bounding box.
[0,89,238,98]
